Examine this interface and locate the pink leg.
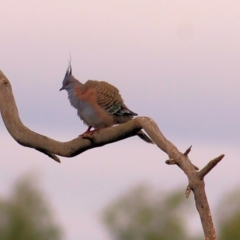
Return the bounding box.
[79,126,100,137]
[78,126,92,137]
[88,128,100,135]
[83,126,92,134]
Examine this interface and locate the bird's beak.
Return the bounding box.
[59,86,64,91]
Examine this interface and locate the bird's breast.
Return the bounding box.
[68,92,84,110]
[67,91,114,128]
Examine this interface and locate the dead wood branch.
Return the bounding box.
[198,154,225,180]
[0,70,224,240]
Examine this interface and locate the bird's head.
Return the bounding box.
[60,62,78,91]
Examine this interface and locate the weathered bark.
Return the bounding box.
[0,70,223,240]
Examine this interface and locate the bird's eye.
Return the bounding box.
[65,81,70,86]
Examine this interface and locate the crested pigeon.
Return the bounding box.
[60,63,154,144]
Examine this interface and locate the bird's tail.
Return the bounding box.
[137,130,154,144]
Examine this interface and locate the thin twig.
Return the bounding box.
[185,185,191,198]
[165,158,177,165]
[183,145,192,156]
[198,154,225,180]
[35,147,61,163]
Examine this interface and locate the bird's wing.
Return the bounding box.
[83,80,138,116]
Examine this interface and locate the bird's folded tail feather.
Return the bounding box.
[137,130,154,144]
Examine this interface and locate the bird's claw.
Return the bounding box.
[79,128,100,138]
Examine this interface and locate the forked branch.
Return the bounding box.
[0,70,223,240]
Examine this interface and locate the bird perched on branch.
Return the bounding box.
[60,63,153,144]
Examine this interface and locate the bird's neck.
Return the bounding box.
[67,80,84,100]
[72,76,83,86]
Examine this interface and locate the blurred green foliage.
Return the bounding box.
[217,188,240,240]
[102,185,194,240]
[0,174,63,240]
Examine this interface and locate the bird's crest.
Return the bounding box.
[65,54,72,77]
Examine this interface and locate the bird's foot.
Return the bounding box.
[79,127,100,138]
[88,128,100,135]
[78,126,92,137]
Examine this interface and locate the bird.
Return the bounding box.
[59,62,154,144]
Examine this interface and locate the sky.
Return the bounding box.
[0,1,240,239]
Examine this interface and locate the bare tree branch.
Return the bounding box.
[0,70,224,240]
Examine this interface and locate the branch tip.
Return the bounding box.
[185,185,191,198]
[35,148,61,163]
[183,145,192,156]
[198,154,224,179]
[165,158,177,165]
[192,164,199,171]
[49,154,61,163]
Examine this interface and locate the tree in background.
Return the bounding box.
[102,185,195,240]
[217,188,240,240]
[0,174,63,240]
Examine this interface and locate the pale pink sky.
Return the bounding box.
[0,1,240,239]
